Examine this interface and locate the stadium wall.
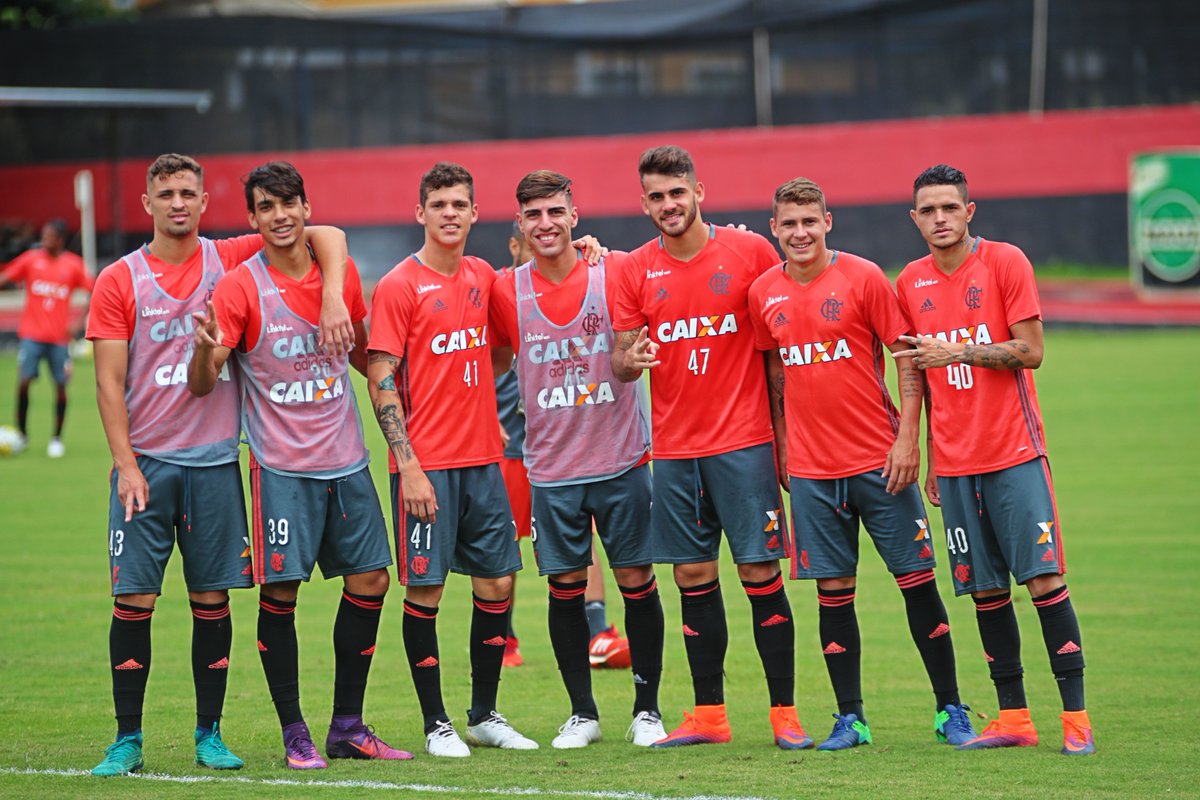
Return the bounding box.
[2,105,1196,275]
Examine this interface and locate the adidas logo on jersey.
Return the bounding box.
[656,313,737,342]
[778,339,851,367]
[431,326,487,354]
[919,298,936,313]
[431,299,448,313]
[918,323,993,346]
[537,381,616,409]
[527,334,609,364]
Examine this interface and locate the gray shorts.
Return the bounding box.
[936,456,1064,596]
[531,463,653,576]
[18,339,70,383]
[250,462,392,584]
[651,442,788,565]
[390,463,522,585]
[787,469,934,580]
[107,457,252,595]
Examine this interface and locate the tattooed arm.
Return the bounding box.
[893,318,1044,372]
[883,339,924,494]
[611,326,660,383]
[367,350,438,523]
[764,349,789,492]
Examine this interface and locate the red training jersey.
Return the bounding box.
[895,237,1047,476]
[2,248,93,345]
[87,235,261,341]
[749,251,910,479]
[612,224,777,459]
[369,254,501,472]
[213,255,367,351]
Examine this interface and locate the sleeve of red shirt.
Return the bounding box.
[859,260,910,344]
[367,269,412,358]
[213,268,255,350]
[345,257,368,323]
[611,246,647,331]
[747,274,777,351]
[1,249,33,284]
[489,270,518,350]
[213,234,263,272]
[993,243,1042,327]
[894,266,917,330]
[85,262,134,340]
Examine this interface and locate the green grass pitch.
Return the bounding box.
[0,328,1197,799]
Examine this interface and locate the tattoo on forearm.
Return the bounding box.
[768,371,786,420]
[897,359,923,400]
[378,374,396,392]
[368,351,399,365]
[962,342,1026,369]
[614,329,638,352]
[373,401,415,463]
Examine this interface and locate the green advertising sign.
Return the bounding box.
[1130,152,1200,289]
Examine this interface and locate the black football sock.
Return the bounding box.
[896,570,960,709]
[584,599,608,639]
[111,601,153,736]
[54,385,67,438]
[973,592,1027,709]
[257,594,302,727]
[467,594,511,726]
[743,572,794,708]
[332,591,384,718]
[679,579,727,706]
[818,586,864,722]
[619,577,664,715]
[190,599,231,730]
[548,578,597,719]
[16,385,29,437]
[1032,585,1086,711]
[402,599,447,732]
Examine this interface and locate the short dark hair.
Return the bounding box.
[638,145,696,181]
[516,170,572,206]
[147,153,202,187]
[243,161,307,212]
[913,164,968,205]
[773,177,826,215]
[43,218,68,239]
[420,162,474,205]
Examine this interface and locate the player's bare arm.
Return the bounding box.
[765,349,789,491]
[348,320,369,377]
[883,339,923,494]
[186,301,232,397]
[94,339,148,522]
[491,344,514,377]
[305,225,353,357]
[893,318,1043,371]
[921,386,940,507]
[611,326,660,382]
[367,350,438,523]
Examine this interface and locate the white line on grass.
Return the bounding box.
[0,766,773,800]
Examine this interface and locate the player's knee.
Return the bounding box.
[817,576,856,592]
[613,564,653,587]
[406,583,444,608]
[735,560,781,584]
[1024,573,1064,597]
[115,592,157,610]
[473,573,514,601]
[551,567,589,585]
[345,568,389,597]
[674,561,718,588]
[188,589,229,605]
[261,582,300,604]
